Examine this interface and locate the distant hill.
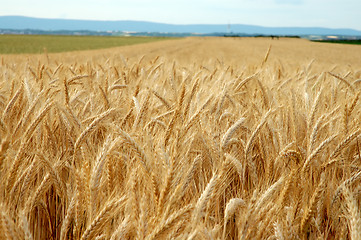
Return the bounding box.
[1,16,361,36]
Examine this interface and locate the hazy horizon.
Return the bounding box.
[1,0,360,31]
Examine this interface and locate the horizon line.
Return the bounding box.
[1,15,361,32]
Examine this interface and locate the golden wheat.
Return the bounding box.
[0,37,361,239]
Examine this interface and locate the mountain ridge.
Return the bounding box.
[1,15,361,36]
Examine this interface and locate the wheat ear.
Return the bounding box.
[80,197,125,240]
[147,204,193,240]
[330,129,361,160]
[60,195,76,240]
[73,108,117,160]
[221,117,245,150]
[262,45,272,65]
[328,72,355,92]
[223,198,246,239]
[302,134,337,173]
[343,187,360,240]
[300,173,325,235]
[192,174,218,224]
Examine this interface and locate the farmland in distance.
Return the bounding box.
[0,35,171,54]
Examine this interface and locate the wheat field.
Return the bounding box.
[1,37,361,239]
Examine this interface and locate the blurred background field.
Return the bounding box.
[0,35,170,54]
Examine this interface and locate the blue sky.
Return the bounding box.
[1,0,360,30]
